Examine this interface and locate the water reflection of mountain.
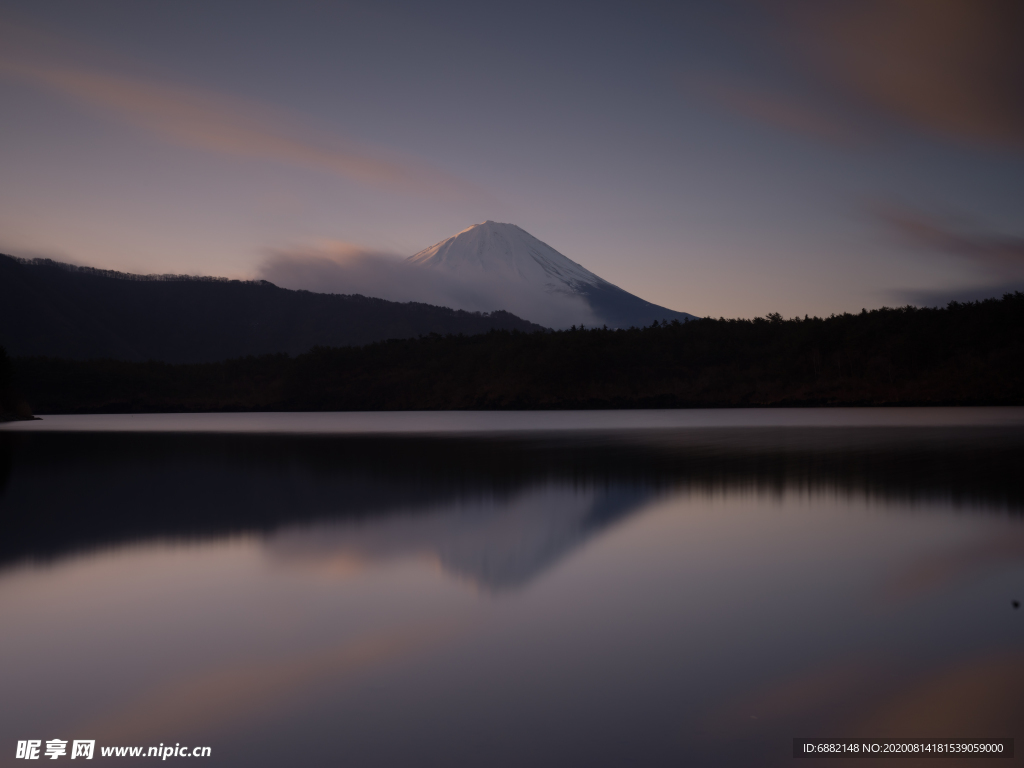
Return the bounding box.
[1,428,1022,584]
[266,483,655,590]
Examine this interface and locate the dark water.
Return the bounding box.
[1,410,1023,767]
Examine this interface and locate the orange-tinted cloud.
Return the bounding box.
[875,528,1024,603]
[701,656,879,736]
[795,0,1024,148]
[683,74,860,146]
[71,620,456,744]
[849,650,1024,739]
[0,46,473,197]
[702,648,1024,755]
[876,205,1024,277]
[686,1,1024,151]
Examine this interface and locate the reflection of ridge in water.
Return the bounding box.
[266,482,657,591]
[1,426,1022,577]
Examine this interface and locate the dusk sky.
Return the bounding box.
[2,0,1022,319]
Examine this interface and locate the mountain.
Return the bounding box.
[409,221,696,328]
[267,482,655,592]
[0,254,544,363]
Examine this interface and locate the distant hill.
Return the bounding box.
[0,346,32,421]
[12,292,1024,413]
[0,254,544,363]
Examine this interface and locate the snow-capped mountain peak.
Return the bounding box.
[408,221,604,297]
[407,221,695,329]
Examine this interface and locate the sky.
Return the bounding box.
[1,0,1022,319]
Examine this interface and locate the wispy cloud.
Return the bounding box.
[794,0,1024,148]
[899,280,1024,308]
[0,21,474,197]
[73,621,455,744]
[876,530,1024,604]
[260,241,479,306]
[682,74,860,147]
[876,205,1024,277]
[259,242,598,329]
[876,204,1024,305]
[686,1,1024,151]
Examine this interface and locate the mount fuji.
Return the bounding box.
[408,221,696,329]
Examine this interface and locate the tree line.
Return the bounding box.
[10,293,1024,413]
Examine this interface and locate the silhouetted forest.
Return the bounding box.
[0,253,543,363]
[0,347,32,421]
[12,293,1024,412]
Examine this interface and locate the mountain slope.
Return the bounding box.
[0,254,543,363]
[408,221,696,328]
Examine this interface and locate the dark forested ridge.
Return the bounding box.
[0,347,33,421]
[13,293,1024,413]
[0,254,543,363]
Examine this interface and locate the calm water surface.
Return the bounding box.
[1,409,1022,767]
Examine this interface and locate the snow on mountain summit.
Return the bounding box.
[408,221,604,297]
[261,221,693,329]
[408,221,695,329]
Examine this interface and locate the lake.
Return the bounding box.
[1,409,1022,766]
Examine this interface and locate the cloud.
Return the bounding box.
[702,655,878,732]
[259,242,599,329]
[847,650,1024,737]
[0,27,473,197]
[687,1,1024,150]
[682,74,860,147]
[876,205,1024,277]
[793,0,1024,148]
[72,621,455,744]
[259,242,505,311]
[899,280,1024,308]
[875,204,1024,305]
[876,530,1024,604]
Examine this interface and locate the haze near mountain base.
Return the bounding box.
[265,222,695,329]
[0,254,544,363]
